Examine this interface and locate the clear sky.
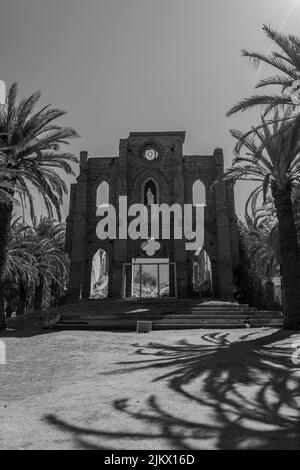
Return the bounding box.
[1,0,300,219]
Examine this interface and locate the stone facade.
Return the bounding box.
[65,131,239,301]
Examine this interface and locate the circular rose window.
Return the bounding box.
[144,148,158,161]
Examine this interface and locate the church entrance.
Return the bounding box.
[122,259,177,299]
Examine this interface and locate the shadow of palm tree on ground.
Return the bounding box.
[45,329,300,449]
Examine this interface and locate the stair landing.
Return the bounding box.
[46,299,283,331]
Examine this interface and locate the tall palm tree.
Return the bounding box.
[224,113,300,328]
[0,83,78,329]
[227,24,300,117]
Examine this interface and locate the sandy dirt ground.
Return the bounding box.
[0,327,300,450]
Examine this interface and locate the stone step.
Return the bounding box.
[61,320,89,324]
[133,310,280,315]
[102,303,242,309]
[56,317,283,327]
[55,306,283,330]
[85,321,283,327]
[62,312,282,320]
[53,321,283,331]
[75,314,282,321]
[92,306,243,311]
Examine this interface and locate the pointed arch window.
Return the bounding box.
[96,181,109,216]
[193,180,206,206]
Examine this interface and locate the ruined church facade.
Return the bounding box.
[65,131,239,301]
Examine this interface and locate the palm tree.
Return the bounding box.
[227,24,300,117]
[224,113,300,328]
[0,83,78,329]
[3,217,68,317]
[238,211,280,309]
[4,218,38,317]
[30,217,68,312]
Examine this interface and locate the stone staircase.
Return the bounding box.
[49,299,283,330]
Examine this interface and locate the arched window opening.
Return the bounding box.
[193,248,212,297]
[193,180,206,206]
[90,249,109,298]
[96,181,109,216]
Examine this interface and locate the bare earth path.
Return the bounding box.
[0,327,300,450]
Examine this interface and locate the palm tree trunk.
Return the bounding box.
[5,302,13,318]
[265,280,275,310]
[272,185,300,329]
[16,283,27,316]
[34,277,44,312]
[0,202,13,329]
[51,280,59,307]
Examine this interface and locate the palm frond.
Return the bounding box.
[227,95,293,116]
[0,82,79,221]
